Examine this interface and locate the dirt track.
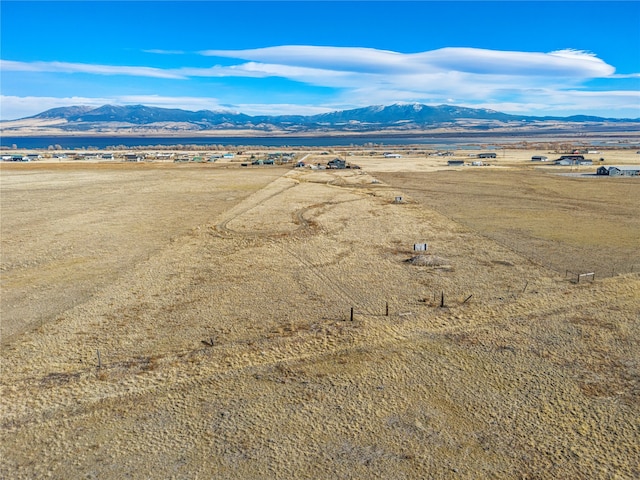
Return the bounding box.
[1,159,638,479]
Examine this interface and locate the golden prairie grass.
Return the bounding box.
[375,167,640,277]
[1,154,638,479]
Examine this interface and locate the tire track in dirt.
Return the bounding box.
[212,168,384,315]
[281,247,389,319]
[1,183,408,430]
[214,175,300,237]
[277,197,388,318]
[212,168,341,236]
[213,172,359,238]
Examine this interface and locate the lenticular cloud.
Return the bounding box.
[202,46,417,75]
[201,45,615,79]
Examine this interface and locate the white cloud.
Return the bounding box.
[202,46,422,75]
[0,95,223,120]
[0,60,186,79]
[0,95,335,120]
[0,95,111,120]
[143,49,186,55]
[193,46,632,114]
[610,73,640,79]
[2,45,638,119]
[421,47,614,77]
[114,95,226,112]
[227,103,334,117]
[202,45,616,78]
[3,89,638,122]
[174,64,270,78]
[512,89,640,117]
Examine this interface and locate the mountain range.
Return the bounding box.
[2,103,639,136]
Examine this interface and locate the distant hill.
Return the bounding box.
[45,104,254,125]
[33,105,96,119]
[2,103,639,136]
[306,104,524,124]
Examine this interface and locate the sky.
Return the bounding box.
[1,0,639,120]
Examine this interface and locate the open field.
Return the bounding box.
[1,162,288,342]
[374,169,640,278]
[1,153,639,479]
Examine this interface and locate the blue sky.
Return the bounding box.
[1,1,639,120]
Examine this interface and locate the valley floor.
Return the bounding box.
[1,159,638,479]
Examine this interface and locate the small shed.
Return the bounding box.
[447,160,464,166]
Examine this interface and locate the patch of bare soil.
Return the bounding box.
[1,162,638,479]
[405,254,451,267]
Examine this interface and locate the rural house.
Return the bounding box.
[555,155,593,166]
[327,158,346,169]
[596,165,640,176]
[555,155,585,165]
[555,159,573,166]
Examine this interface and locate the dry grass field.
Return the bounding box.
[1,151,639,479]
[374,168,640,278]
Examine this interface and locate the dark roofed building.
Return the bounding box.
[327,158,346,169]
[597,166,640,176]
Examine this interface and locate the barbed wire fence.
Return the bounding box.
[497,239,639,281]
